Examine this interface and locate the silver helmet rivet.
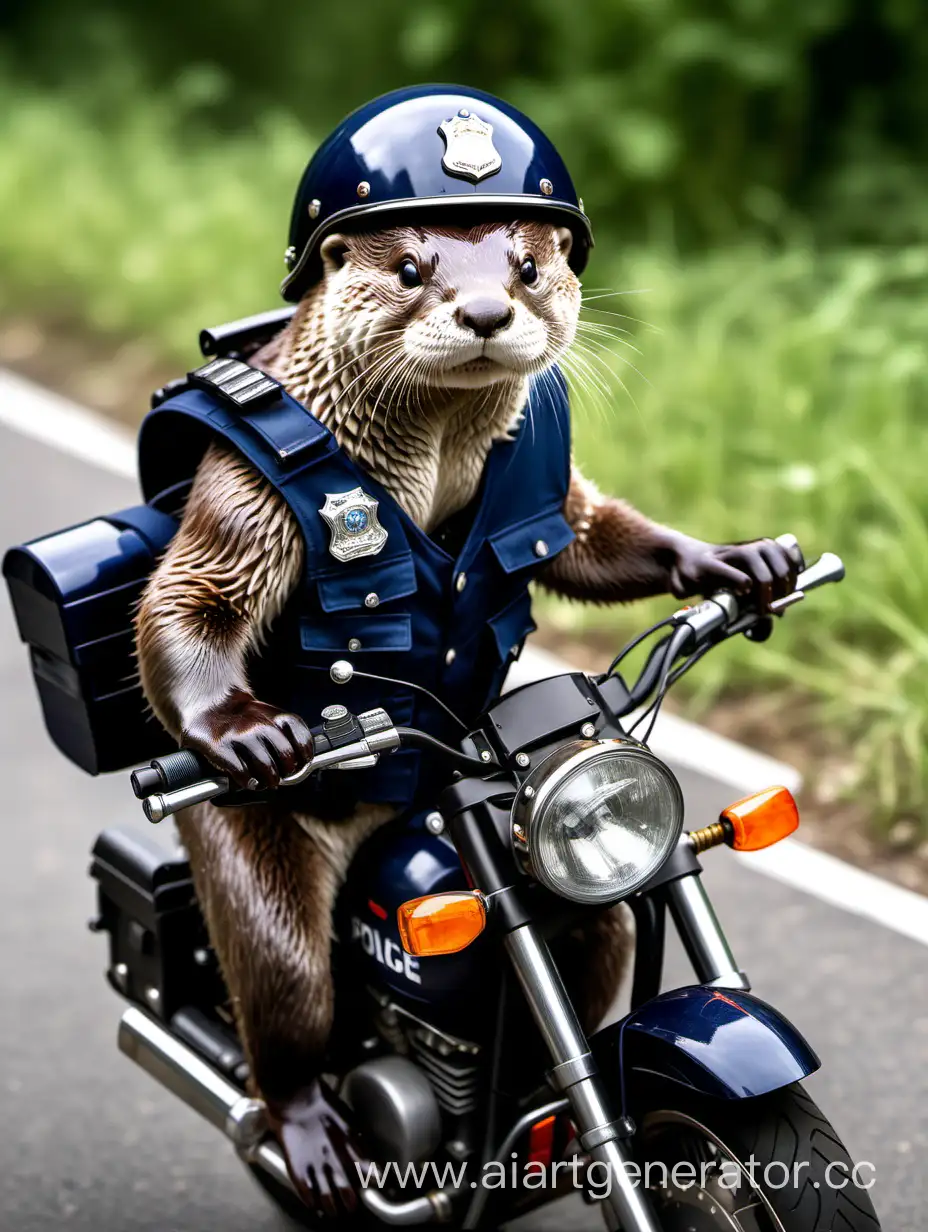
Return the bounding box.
[581,722,596,739]
[515,752,530,768]
[364,592,380,608]
[458,108,470,118]
[348,637,362,652]
[523,785,535,799]
[308,198,322,219]
[357,181,371,199]
[534,539,549,557]
[283,245,297,268]
[540,178,554,196]
[455,572,467,593]
[480,749,492,763]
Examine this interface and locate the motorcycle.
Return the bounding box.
[89,535,880,1231]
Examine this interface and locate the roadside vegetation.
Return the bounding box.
[1,22,927,836]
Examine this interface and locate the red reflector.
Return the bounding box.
[527,1114,556,1168]
[368,899,387,920]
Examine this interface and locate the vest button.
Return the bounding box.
[534,539,549,558]
[445,648,457,666]
[364,592,380,608]
[348,637,362,652]
[455,572,467,593]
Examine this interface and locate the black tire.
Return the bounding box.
[634,1081,881,1231]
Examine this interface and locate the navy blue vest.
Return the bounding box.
[138,370,575,813]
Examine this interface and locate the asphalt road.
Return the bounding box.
[0,420,924,1230]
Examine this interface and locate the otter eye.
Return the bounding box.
[398,259,423,289]
[520,256,538,286]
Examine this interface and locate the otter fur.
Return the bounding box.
[135,219,796,1213]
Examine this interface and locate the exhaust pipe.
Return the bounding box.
[117,1008,451,1224]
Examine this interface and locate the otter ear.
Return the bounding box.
[554,227,573,261]
[320,233,351,274]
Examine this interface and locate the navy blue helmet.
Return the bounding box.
[281,84,592,301]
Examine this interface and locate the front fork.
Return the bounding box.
[665,871,750,990]
[504,925,663,1232]
[504,867,748,1232]
[446,790,666,1232]
[446,791,746,1232]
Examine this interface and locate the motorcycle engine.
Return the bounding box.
[341,1054,443,1167]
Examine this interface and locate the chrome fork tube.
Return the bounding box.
[504,924,662,1232]
[665,872,750,990]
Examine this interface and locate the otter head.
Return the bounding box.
[316,220,581,393]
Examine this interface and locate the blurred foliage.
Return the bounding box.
[1,3,928,830]
[3,0,928,246]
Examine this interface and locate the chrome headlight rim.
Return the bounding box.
[511,738,685,904]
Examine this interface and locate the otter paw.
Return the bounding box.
[269,1079,367,1220]
[182,689,314,789]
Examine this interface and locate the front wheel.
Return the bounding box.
[633,1082,880,1231]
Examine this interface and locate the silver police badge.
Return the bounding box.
[438,110,502,183]
[319,487,388,562]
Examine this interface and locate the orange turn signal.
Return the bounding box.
[397,892,487,957]
[720,785,799,851]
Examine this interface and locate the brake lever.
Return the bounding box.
[140,707,402,823]
[768,551,845,614]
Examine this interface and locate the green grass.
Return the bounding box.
[561,245,928,825]
[2,70,927,830]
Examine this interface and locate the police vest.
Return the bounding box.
[137,365,574,811]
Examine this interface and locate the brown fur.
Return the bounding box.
[135,220,662,1131]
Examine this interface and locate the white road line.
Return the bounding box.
[736,842,928,949]
[3,366,926,947]
[0,368,137,479]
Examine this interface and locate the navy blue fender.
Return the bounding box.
[591,986,820,1100]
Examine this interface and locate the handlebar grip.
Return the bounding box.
[130,766,164,799]
[130,748,218,799]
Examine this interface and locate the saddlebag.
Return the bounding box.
[3,505,178,773]
[89,828,227,1021]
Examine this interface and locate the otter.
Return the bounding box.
[135,218,796,1215]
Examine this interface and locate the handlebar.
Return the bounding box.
[137,707,402,823]
[130,534,844,823]
[134,710,493,824]
[668,543,844,646]
[619,539,845,714]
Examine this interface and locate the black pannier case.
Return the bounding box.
[3,505,178,773]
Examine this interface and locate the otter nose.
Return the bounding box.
[456,297,514,339]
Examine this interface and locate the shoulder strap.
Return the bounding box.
[138,366,412,583]
[139,364,334,502]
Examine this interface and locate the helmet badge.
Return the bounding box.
[320,487,388,562]
[439,109,502,183]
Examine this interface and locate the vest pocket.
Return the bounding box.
[487,590,537,661]
[300,612,413,655]
[488,505,575,574]
[314,551,417,613]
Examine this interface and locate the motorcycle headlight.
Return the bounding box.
[512,740,684,905]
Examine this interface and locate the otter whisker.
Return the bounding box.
[559,350,616,425]
[576,321,644,356]
[573,333,652,391]
[568,340,645,423]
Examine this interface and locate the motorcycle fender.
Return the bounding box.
[591,985,820,1100]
